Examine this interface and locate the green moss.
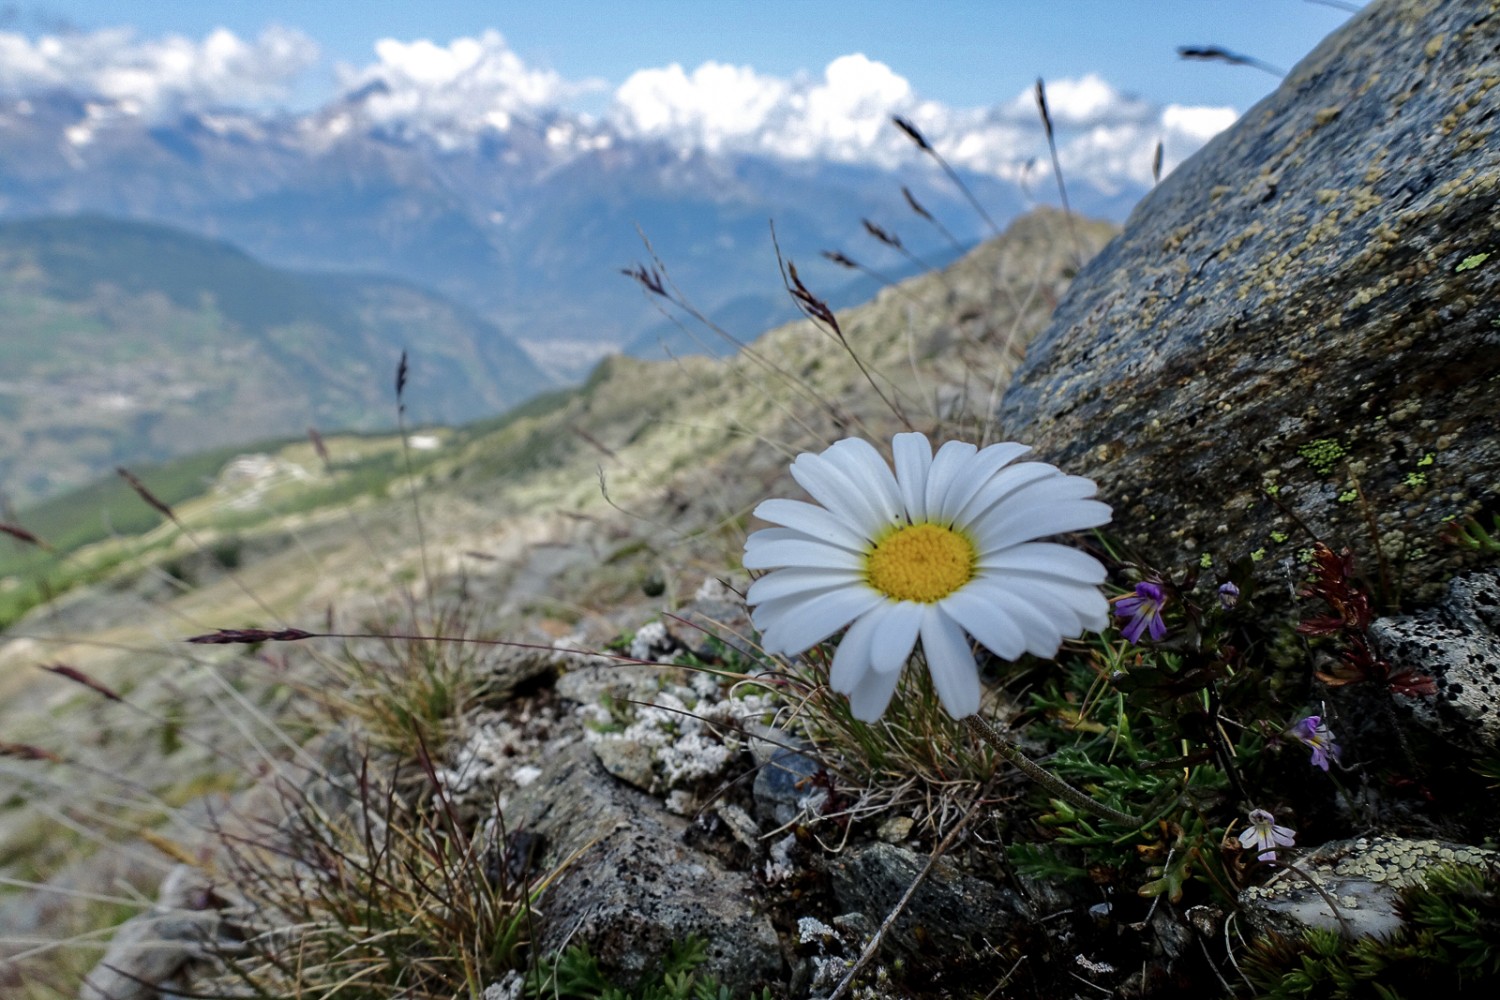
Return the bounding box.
[1456,251,1491,272]
[1406,471,1428,488]
[1270,530,1289,544]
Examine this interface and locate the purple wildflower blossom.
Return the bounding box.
[1114,581,1168,643]
[1238,808,1296,862]
[1218,581,1241,610]
[1289,715,1340,771]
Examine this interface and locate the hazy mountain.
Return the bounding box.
[0,214,551,505]
[0,89,1145,377]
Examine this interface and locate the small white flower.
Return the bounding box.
[743,432,1111,721]
[1238,808,1296,862]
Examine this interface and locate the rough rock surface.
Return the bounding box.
[997,0,1500,612]
[1238,835,1498,940]
[498,740,782,991]
[1371,567,1500,749]
[823,842,1032,956]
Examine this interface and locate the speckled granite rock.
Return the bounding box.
[498,740,781,991]
[1238,835,1497,940]
[996,0,1500,613]
[1371,568,1500,749]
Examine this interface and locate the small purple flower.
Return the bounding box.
[1114,581,1167,643]
[1238,808,1296,862]
[1289,715,1340,771]
[1218,581,1241,610]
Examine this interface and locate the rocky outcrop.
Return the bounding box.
[1237,835,1498,940]
[498,740,783,991]
[1372,568,1500,749]
[997,0,1500,611]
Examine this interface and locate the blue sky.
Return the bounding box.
[14,0,1354,115]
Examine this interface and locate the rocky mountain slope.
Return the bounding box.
[0,206,1112,995]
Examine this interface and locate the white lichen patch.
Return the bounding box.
[629,621,673,661]
[797,915,839,947]
[433,701,564,811]
[586,667,777,811]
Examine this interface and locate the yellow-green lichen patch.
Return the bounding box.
[1456,251,1490,272]
[1298,437,1347,474]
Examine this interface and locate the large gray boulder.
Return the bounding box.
[997,0,1500,610]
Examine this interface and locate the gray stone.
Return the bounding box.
[77,865,227,1000]
[1371,568,1500,749]
[823,842,1031,957]
[500,740,781,991]
[749,727,825,828]
[996,0,1500,617]
[1238,835,1498,941]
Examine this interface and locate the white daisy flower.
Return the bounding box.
[743,432,1111,722]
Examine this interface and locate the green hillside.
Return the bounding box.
[0,215,552,505]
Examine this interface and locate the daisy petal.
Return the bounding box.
[830,611,882,693]
[869,601,924,673]
[756,585,885,655]
[922,607,981,718]
[977,542,1108,584]
[924,440,978,523]
[938,588,1027,661]
[892,432,933,522]
[743,536,863,571]
[990,578,1087,632]
[822,438,903,525]
[751,585,850,632]
[847,661,904,722]
[790,450,891,538]
[963,578,1066,656]
[747,567,864,606]
[936,441,1030,522]
[951,462,1060,526]
[753,498,870,550]
[974,498,1113,552]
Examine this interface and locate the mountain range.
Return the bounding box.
[0,85,1146,377]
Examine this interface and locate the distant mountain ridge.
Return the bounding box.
[0,214,551,505]
[0,89,1145,375]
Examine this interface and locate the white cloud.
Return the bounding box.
[614,61,790,149]
[612,54,949,164]
[333,30,605,141]
[609,54,1236,191]
[0,24,1240,192]
[0,26,318,117]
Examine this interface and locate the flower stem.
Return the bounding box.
[962,715,1142,827]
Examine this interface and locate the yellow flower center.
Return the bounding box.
[866,522,976,603]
